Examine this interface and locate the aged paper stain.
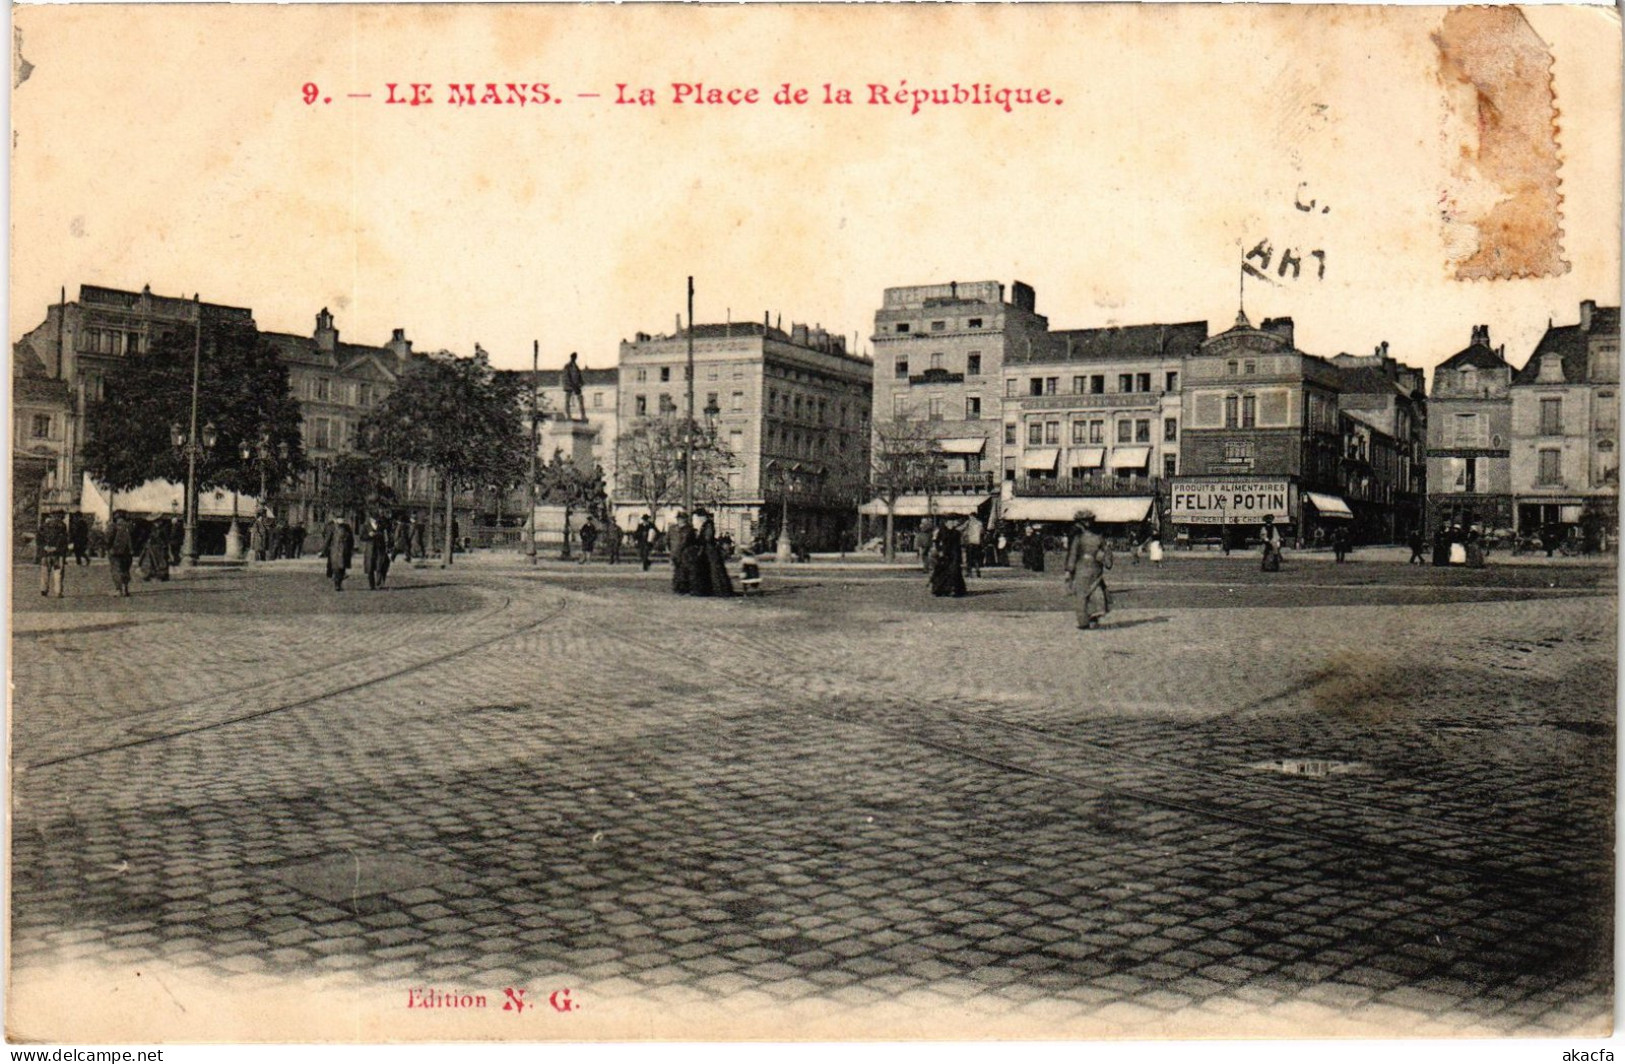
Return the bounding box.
[1435,7,1568,280]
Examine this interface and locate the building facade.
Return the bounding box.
[1172,314,1349,541]
[867,281,1050,524]
[1509,301,1620,544]
[1331,344,1428,542]
[617,318,872,549]
[1425,325,1516,534]
[14,285,259,519]
[1000,321,1205,530]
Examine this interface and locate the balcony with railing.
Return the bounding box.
[1015,474,1163,497]
[880,471,997,495]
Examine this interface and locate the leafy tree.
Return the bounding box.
[82,317,305,500]
[870,415,946,561]
[321,454,392,526]
[615,416,736,523]
[362,350,527,566]
[535,451,607,558]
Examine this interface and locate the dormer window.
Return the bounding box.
[1460,367,1476,391]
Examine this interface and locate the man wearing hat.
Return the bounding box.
[669,509,694,594]
[1063,509,1112,629]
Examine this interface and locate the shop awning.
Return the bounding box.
[1304,492,1353,518]
[1021,448,1061,471]
[859,494,993,517]
[1108,446,1152,469]
[938,437,986,455]
[1002,496,1153,524]
[1071,446,1106,469]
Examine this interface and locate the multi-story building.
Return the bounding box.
[1172,313,1350,541]
[259,309,429,527]
[617,317,872,549]
[13,284,259,515]
[1332,343,1428,542]
[11,361,74,543]
[867,281,1049,525]
[1425,324,1516,534]
[1000,321,1205,529]
[1510,300,1620,543]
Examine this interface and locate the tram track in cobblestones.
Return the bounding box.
[578,611,1607,895]
[20,588,573,772]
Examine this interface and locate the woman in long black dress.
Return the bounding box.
[696,510,734,597]
[929,516,968,597]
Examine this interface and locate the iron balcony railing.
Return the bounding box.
[1015,474,1163,497]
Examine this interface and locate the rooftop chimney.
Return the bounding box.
[315,307,338,353]
[387,328,412,359]
[1470,324,1490,347]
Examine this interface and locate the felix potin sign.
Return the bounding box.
[1171,479,1293,525]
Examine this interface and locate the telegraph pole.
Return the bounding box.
[683,276,695,514]
[527,338,539,564]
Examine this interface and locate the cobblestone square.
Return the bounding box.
[6,554,1616,1040]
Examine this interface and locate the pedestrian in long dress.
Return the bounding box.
[578,519,597,563]
[108,512,135,597]
[37,511,68,597]
[139,516,172,582]
[323,517,355,591]
[1064,509,1112,629]
[1260,514,1284,572]
[695,510,734,596]
[1022,526,1047,572]
[669,511,694,594]
[929,516,968,597]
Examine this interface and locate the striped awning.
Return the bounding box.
[1070,446,1106,469]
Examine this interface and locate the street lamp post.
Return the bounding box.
[171,419,216,565]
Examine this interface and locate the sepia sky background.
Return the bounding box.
[9,4,1621,376]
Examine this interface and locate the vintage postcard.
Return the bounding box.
[7,1,1621,1047]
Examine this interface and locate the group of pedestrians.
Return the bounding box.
[248,513,307,561]
[321,510,428,591]
[35,510,179,598]
[669,508,734,596]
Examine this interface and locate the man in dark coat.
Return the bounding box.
[605,520,623,565]
[108,511,136,597]
[323,517,356,591]
[669,511,694,594]
[578,518,597,563]
[364,513,392,590]
[69,513,90,566]
[634,514,656,571]
[37,511,69,597]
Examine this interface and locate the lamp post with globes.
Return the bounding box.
[239,430,289,564]
[171,419,216,565]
